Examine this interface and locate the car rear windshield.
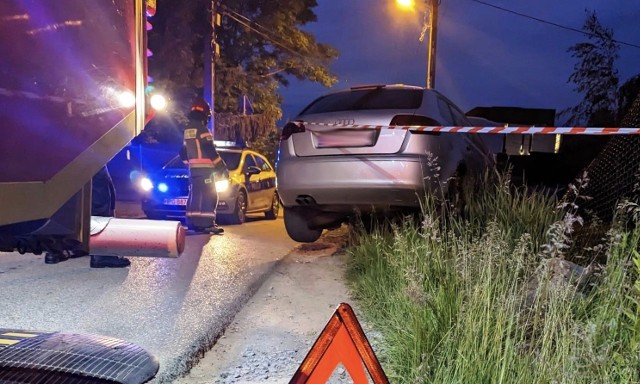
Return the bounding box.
[300,88,423,115]
[219,151,241,170]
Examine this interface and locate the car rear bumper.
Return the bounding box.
[277,155,434,211]
[142,194,237,218]
[141,199,187,218]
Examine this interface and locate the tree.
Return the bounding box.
[562,10,620,127]
[618,75,640,123]
[215,1,338,116]
[147,0,338,143]
[558,12,640,229]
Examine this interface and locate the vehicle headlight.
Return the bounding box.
[140,177,154,192]
[215,179,229,192]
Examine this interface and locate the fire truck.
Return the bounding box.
[0,1,182,382]
[0,0,184,260]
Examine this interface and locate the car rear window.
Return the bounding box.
[300,88,423,115]
[220,151,241,170]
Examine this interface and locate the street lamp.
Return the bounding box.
[204,0,221,132]
[395,0,439,89]
[396,0,415,8]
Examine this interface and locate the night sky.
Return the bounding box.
[278,0,640,125]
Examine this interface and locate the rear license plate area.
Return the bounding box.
[313,129,378,148]
[163,198,187,206]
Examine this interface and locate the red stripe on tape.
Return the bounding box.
[297,121,640,135]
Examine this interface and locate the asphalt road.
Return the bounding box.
[0,205,297,383]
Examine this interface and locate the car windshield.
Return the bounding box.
[164,151,241,170]
[165,156,185,169]
[300,88,423,115]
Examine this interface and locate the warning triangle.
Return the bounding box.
[289,303,389,384]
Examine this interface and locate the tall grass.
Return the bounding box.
[346,170,640,383]
[460,169,561,249]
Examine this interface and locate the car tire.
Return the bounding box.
[284,207,322,243]
[229,190,247,225]
[264,191,280,220]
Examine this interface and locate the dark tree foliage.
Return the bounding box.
[147,0,204,124]
[562,10,620,127]
[618,75,640,124]
[214,0,338,118]
[145,0,338,147]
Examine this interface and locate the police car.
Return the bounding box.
[140,142,279,224]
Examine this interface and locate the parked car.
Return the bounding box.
[140,143,279,224]
[276,84,503,242]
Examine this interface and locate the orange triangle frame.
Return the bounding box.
[289,303,389,384]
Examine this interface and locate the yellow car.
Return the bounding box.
[140,144,279,224]
[215,146,279,224]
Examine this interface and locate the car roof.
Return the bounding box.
[296,84,447,118]
[217,147,242,154]
[326,83,425,96]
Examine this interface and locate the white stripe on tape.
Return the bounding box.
[297,122,640,135]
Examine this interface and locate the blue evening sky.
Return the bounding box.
[278,0,640,125]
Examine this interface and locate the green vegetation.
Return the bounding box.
[148,0,338,132]
[346,170,640,383]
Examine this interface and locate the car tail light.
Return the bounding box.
[390,115,441,135]
[281,121,306,141]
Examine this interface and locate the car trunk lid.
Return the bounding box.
[292,111,414,156]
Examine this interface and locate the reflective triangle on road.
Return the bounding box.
[289,303,389,384]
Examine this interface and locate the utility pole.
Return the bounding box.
[204,0,220,133]
[425,0,439,89]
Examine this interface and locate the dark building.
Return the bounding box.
[466,106,556,126]
[467,106,610,192]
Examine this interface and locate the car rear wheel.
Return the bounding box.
[228,190,247,225]
[264,191,280,220]
[283,207,322,243]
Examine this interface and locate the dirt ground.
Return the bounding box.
[173,226,370,384]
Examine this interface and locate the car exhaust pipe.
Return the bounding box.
[89,217,186,258]
[295,195,317,206]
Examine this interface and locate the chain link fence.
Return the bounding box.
[561,94,640,251]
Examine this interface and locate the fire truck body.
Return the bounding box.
[0,0,183,258]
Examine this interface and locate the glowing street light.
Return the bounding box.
[396,0,415,9]
[395,0,439,89]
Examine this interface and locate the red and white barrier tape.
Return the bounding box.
[298,121,640,135]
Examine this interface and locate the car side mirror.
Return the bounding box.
[246,166,261,175]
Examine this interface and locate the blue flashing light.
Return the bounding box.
[158,182,169,193]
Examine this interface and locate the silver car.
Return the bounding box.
[276,84,503,242]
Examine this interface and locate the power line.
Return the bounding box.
[468,0,640,49]
[222,12,300,57]
[220,5,274,39]
[217,5,314,62]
